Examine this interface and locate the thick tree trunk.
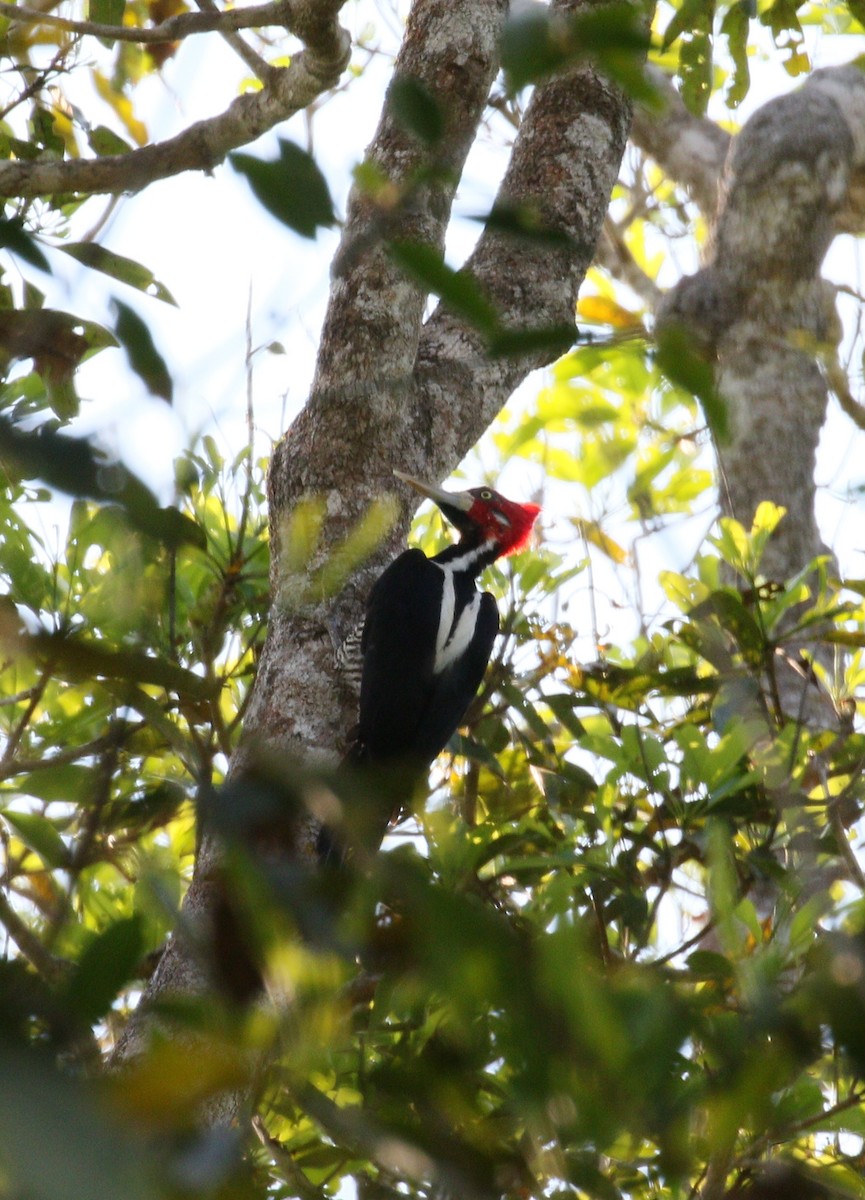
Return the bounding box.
[638,65,865,582]
[635,71,865,1122]
[116,0,634,1076]
[251,0,633,803]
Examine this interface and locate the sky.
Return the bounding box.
[6,1,865,589]
[18,0,501,493]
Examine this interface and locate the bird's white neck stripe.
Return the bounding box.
[444,539,497,574]
[436,592,482,673]
[432,542,496,673]
[434,566,456,666]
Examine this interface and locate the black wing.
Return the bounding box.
[356,550,498,767]
[408,590,498,766]
[355,549,443,763]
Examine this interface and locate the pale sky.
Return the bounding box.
[7,2,865,586]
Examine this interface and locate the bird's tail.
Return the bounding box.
[339,727,369,770]
[315,733,372,866]
[317,745,414,867]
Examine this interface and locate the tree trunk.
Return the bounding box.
[639,65,865,582]
[115,0,634,1078]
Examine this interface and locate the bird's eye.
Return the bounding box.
[480,489,493,500]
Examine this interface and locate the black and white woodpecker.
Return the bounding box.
[322,470,540,862]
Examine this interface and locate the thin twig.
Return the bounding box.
[0,44,72,123]
[654,917,718,967]
[0,0,298,45]
[44,729,123,951]
[825,777,865,892]
[252,1115,328,1200]
[194,0,275,83]
[0,725,144,783]
[0,886,68,983]
[779,1085,865,1139]
[0,662,52,768]
[596,215,661,308]
[0,686,39,707]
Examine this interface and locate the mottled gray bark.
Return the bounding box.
[417,55,632,468]
[631,65,731,217]
[643,66,865,582]
[252,0,514,795]
[641,70,865,1051]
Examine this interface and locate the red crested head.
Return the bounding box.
[393,471,540,559]
[464,487,541,556]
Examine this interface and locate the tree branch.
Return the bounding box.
[0,0,302,44]
[595,215,662,308]
[253,0,635,787]
[659,64,865,580]
[0,0,350,199]
[0,886,67,984]
[629,65,730,218]
[413,1,635,481]
[194,0,273,82]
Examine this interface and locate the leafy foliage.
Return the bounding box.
[5,337,865,1197]
[230,139,338,239]
[3,3,865,1200]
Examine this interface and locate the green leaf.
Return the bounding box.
[89,0,125,23]
[388,241,499,333]
[470,201,571,246]
[0,218,50,272]
[500,681,554,747]
[2,809,69,868]
[229,138,336,238]
[0,309,114,421]
[686,949,735,981]
[847,0,865,29]
[0,1044,157,1200]
[679,29,713,116]
[544,692,587,739]
[450,732,507,777]
[30,106,64,156]
[111,298,173,402]
[0,309,114,422]
[500,10,565,93]
[662,0,710,50]
[689,590,766,664]
[789,893,831,954]
[62,244,176,304]
[87,124,132,156]
[65,915,146,1025]
[501,3,654,101]
[568,1153,626,1200]
[721,1,752,108]
[487,323,576,359]
[389,75,444,145]
[17,764,93,804]
[0,416,205,550]
[655,322,728,442]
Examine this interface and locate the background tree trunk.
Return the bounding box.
[638,65,865,582]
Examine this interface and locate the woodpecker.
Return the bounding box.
[323,471,540,861]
